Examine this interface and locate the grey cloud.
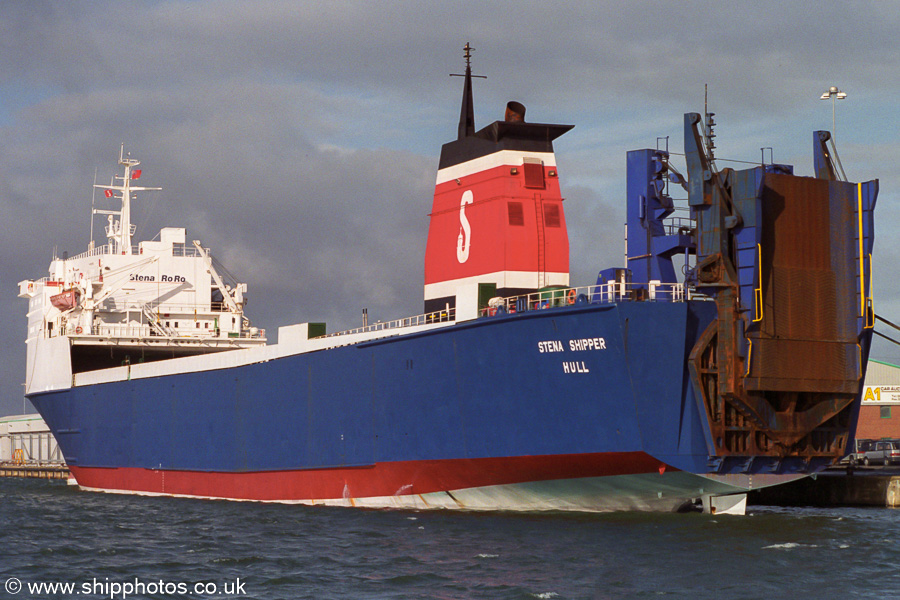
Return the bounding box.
[3,1,900,415]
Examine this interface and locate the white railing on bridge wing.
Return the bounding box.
[66,243,205,262]
[320,307,456,339]
[481,281,688,316]
[170,245,205,258]
[65,244,113,261]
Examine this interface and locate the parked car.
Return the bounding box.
[842,439,875,465]
[862,440,900,466]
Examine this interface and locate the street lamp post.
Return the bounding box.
[820,86,847,140]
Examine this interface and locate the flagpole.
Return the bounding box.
[89,166,98,251]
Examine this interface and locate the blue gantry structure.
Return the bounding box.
[620,112,878,473]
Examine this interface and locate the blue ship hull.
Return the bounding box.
[30,300,784,510]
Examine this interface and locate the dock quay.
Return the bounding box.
[751,466,900,508]
[0,463,69,479]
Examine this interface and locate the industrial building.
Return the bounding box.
[856,359,900,440]
[0,413,64,466]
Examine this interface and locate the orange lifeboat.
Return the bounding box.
[50,289,81,311]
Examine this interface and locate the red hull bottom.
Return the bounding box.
[67,453,751,512]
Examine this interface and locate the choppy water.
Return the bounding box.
[1,478,899,599]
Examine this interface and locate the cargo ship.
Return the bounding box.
[18,47,878,513]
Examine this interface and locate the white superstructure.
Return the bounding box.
[18,147,266,394]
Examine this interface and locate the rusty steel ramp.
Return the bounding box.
[681,117,878,474]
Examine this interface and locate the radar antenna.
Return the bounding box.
[450,42,487,140]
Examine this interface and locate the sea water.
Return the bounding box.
[1,478,899,599]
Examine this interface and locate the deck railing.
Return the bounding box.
[481,281,688,316]
[322,281,690,339]
[661,216,697,236]
[321,307,455,339]
[104,300,238,315]
[86,324,266,341]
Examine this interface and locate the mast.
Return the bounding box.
[450,42,485,140]
[457,43,476,139]
[93,145,161,255]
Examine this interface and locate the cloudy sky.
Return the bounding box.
[2,1,899,416]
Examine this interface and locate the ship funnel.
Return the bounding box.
[505,101,526,122]
[424,62,573,314]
